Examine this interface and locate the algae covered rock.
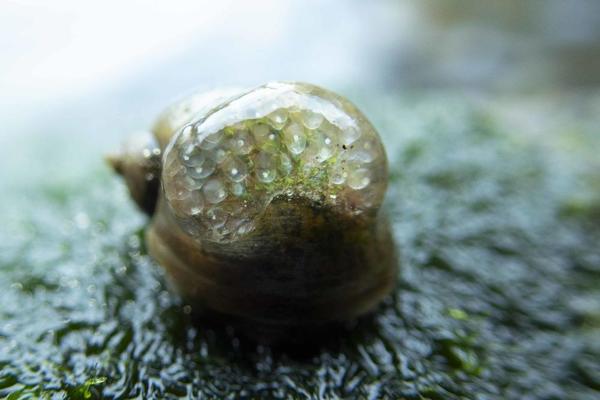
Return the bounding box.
[0,92,599,399]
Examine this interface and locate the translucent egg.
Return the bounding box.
[162,82,387,242]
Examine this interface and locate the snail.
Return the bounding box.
[108,82,396,338]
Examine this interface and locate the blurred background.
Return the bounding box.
[1,0,599,185]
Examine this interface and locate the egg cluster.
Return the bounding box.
[162,84,387,242]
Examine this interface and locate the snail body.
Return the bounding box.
[110,82,396,335]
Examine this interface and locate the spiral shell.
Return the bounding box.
[110,82,396,337]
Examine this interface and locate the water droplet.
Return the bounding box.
[188,193,205,215]
[303,130,334,164]
[283,122,307,155]
[182,174,204,190]
[203,179,227,204]
[252,123,271,143]
[199,131,223,150]
[329,165,347,185]
[259,170,276,183]
[230,130,254,155]
[315,131,335,162]
[211,147,228,164]
[302,110,324,129]
[341,126,361,145]
[279,153,293,176]
[187,157,216,179]
[230,182,245,197]
[255,151,277,183]
[268,110,288,129]
[181,144,205,168]
[166,170,190,200]
[345,137,378,163]
[223,156,248,182]
[253,123,280,152]
[206,207,227,227]
[347,168,371,190]
[173,190,204,216]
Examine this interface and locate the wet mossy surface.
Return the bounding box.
[1,95,599,399]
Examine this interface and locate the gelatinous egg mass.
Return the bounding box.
[162,82,388,242]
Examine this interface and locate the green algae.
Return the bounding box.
[0,94,599,399]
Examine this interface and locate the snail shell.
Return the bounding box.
[110,82,396,333]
